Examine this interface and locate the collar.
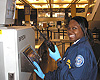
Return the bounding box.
[73,37,88,45]
[73,39,80,44]
[63,37,88,58]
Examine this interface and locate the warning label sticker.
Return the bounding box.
[0,30,2,34]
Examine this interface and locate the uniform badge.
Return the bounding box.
[75,55,84,67]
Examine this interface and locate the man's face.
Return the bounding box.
[67,20,84,42]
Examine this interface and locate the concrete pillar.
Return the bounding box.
[25,15,30,23]
[15,9,18,25]
[71,4,76,18]
[88,0,94,6]
[15,9,18,19]
[24,5,31,26]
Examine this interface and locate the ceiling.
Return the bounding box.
[16,0,96,12]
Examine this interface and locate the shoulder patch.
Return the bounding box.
[75,55,84,67]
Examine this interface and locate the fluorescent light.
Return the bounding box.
[76,4,88,8]
[52,4,59,8]
[63,4,69,7]
[16,5,24,9]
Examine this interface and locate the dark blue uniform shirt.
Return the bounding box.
[45,37,98,80]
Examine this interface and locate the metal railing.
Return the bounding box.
[35,27,67,41]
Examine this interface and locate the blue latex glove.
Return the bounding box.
[33,61,45,79]
[49,45,61,61]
